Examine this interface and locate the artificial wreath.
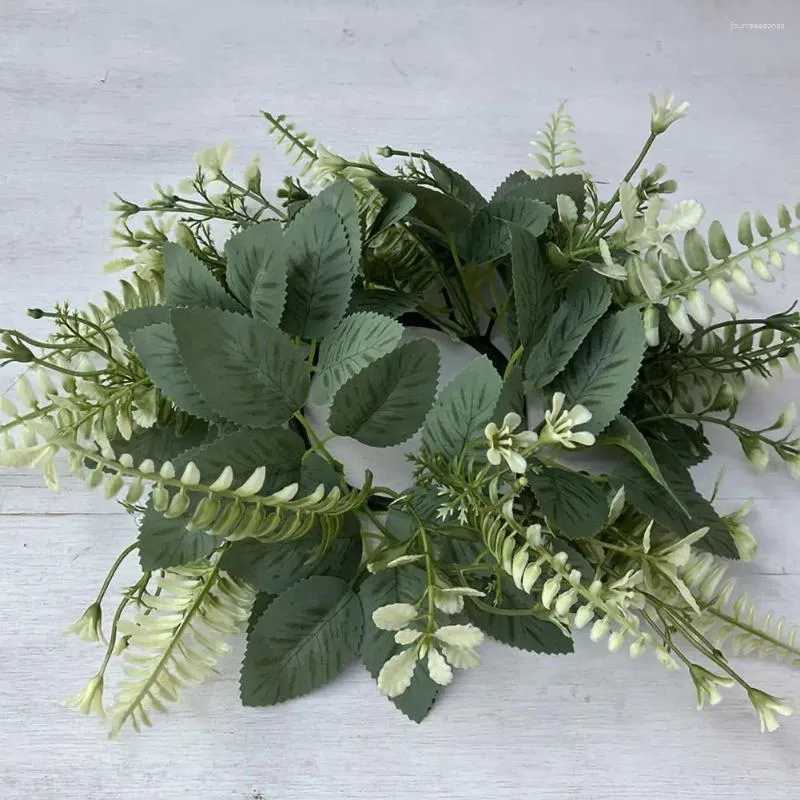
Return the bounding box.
[2,93,799,735]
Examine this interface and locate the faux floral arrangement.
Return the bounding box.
[2,93,799,736]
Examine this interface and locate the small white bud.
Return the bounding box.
[159,461,176,479]
[209,465,234,492]
[235,466,267,497]
[179,461,202,487]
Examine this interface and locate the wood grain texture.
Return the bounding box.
[2,1,800,798]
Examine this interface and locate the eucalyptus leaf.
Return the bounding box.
[552,308,646,434]
[241,576,363,706]
[329,339,439,447]
[171,307,309,429]
[311,312,404,405]
[162,242,243,312]
[423,356,502,460]
[524,270,611,390]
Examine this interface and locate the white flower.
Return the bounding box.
[65,674,105,717]
[539,392,596,448]
[484,412,538,473]
[312,144,350,184]
[659,200,704,234]
[426,647,454,687]
[377,647,419,697]
[748,688,793,733]
[194,141,232,174]
[372,603,418,631]
[689,664,735,709]
[385,554,424,568]
[65,602,104,643]
[649,91,690,134]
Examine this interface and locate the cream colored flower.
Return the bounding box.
[649,91,690,134]
[689,664,735,709]
[65,674,105,717]
[539,392,596,448]
[65,602,104,643]
[484,412,538,473]
[748,688,793,733]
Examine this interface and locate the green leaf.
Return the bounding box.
[247,592,274,635]
[462,198,553,264]
[359,567,441,722]
[299,453,340,494]
[608,445,737,558]
[109,416,210,467]
[130,322,219,421]
[384,487,442,542]
[528,467,608,540]
[492,365,525,423]
[171,307,309,429]
[493,171,586,218]
[347,287,423,318]
[329,339,439,446]
[162,242,243,312]
[511,227,556,350]
[369,192,417,238]
[424,156,486,210]
[137,499,216,571]
[112,306,170,347]
[220,514,361,592]
[639,418,711,466]
[370,177,472,237]
[241,576,363,706]
[281,204,357,339]
[314,180,362,264]
[423,356,502,460]
[524,270,611,390]
[552,307,646,434]
[311,312,404,405]
[224,221,288,326]
[466,588,573,654]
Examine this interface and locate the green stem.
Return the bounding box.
[94,542,139,607]
[705,607,800,660]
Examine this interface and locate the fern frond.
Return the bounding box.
[109,554,254,734]
[680,553,800,667]
[527,101,584,178]
[262,111,318,174]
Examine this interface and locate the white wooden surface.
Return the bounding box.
[2,2,800,798]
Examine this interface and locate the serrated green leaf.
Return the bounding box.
[553,308,646,434]
[511,227,556,350]
[299,453,340,494]
[130,322,219,421]
[247,592,275,635]
[112,306,170,347]
[220,514,361,592]
[424,156,486,210]
[384,487,442,542]
[524,270,611,390]
[110,416,210,467]
[224,221,288,326]
[281,204,357,339]
[162,242,243,312]
[314,180,362,265]
[311,312,404,405]
[369,192,417,238]
[423,356,502,460]
[172,307,309,429]
[529,467,608,540]
[359,567,440,722]
[347,287,423,318]
[638,418,711,466]
[462,198,553,265]
[493,172,586,218]
[466,588,573,653]
[241,576,363,706]
[329,339,439,446]
[492,365,525,423]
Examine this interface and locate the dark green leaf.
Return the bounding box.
[247,592,275,635]
[109,416,210,467]
[511,227,556,350]
[423,356,502,460]
[112,306,170,347]
[493,365,525,423]
[639,418,711,466]
[493,171,586,218]
[241,576,363,706]
[384,487,442,542]
[553,308,646,434]
[299,453,341,494]
[369,192,417,238]
[524,270,611,389]
[424,155,486,210]
[138,500,216,571]
[466,588,573,654]
[172,307,309,428]
[529,467,608,540]
[310,312,404,404]
[359,567,440,722]
[462,198,553,264]
[162,242,243,312]
[329,339,439,446]
[314,180,362,264]
[347,287,423,319]
[281,204,357,339]
[130,322,219,421]
[224,221,288,326]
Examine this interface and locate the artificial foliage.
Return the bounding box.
[3,93,800,735]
